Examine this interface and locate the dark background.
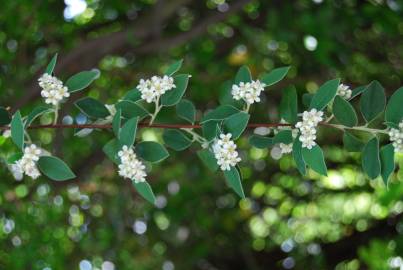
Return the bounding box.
[0,0,402,269]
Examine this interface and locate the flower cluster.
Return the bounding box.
[117,145,147,183]
[231,80,266,105]
[295,109,324,149]
[137,75,176,103]
[337,83,352,99]
[13,144,42,179]
[212,133,241,171]
[38,73,70,106]
[388,121,403,153]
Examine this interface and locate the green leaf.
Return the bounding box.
[380,144,395,186]
[176,99,196,124]
[164,59,183,76]
[223,167,245,199]
[133,181,156,204]
[360,80,386,123]
[115,101,149,120]
[11,111,24,150]
[65,70,100,93]
[123,89,141,102]
[302,93,313,108]
[350,85,367,100]
[385,86,403,125]
[362,137,381,179]
[202,121,220,141]
[103,139,122,164]
[234,65,252,84]
[37,156,76,181]
[249,135,274,149]
[7,153,23,164]
[163,129,192,151]
[293,138,306,175]
[45,53,58,75]
[260,66,290,86]
[201,105,240,123]
[279,85,298,124]
[273,130,293,144]
[333,96,358,127]
[161,74,189,106]
[197,149,219,172]
[25,106,52,127]
[120,117,138,147]
[302,145,327,176]
[223,112,249,139]
[112,109,121,139]
[75,97,109,119]
[309,78,340,110]
[135,141,169,163]
[0,107,11,125]
[343,132,364,152]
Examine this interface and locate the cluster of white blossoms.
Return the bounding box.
[38,73,70,106]
[212,133,241,171]
[295,109,324,149]
[388,121,403,153]
[231,80,266,105]
[337,83,352,99]
[137,75,176,103]
[13,144,42,179]
[117,145,147,183]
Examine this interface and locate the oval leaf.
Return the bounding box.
[380,144,395,186]
[161,74,189,106]
[133,181,156,204]
[115,101,149,120]
[293,138,306,176]
[223,112,249,139]
[45,53,58,75]
[123,89,142,102]
[135,141,169,163]
[103,139,123,165]
[197,149,219,172]
[279,85,298,124]
[361,137,381,179]
[343,132,364,152]
[11,111,24,150]
[202,121,220,141]
[163,129,192,151]
[75,97,109,119]
[302,145,327,176]
[223,167,245,199]
[120,117,138,147]
[112,109,122,139]
[38,156,76,181]
[260,66,290,86]
[273,130,293,144]
[66,70,100,93]
[333,96,358,127]
[309,78,340,110]
[164,59,183,76]
[249,135,274,149]
[234,66,252,84]
[25,106,52,127]
[176,99,196,124]
[360,81,386,123]
[385,86,403,125]
[201,105,240,123]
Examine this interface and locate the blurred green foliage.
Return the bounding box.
[0,0,402,269]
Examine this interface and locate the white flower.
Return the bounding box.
[231,80,266,105]
[337,83,352,99]
[38,73,70,106]
[279,143,293,154]
[388,120,403,153]
[117,145,147,183]
[13,144,42,180]
[295,109,323,149]
[212,133,241,171]
[137,75,176,103]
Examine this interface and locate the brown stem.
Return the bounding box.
[0,122,292,131]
